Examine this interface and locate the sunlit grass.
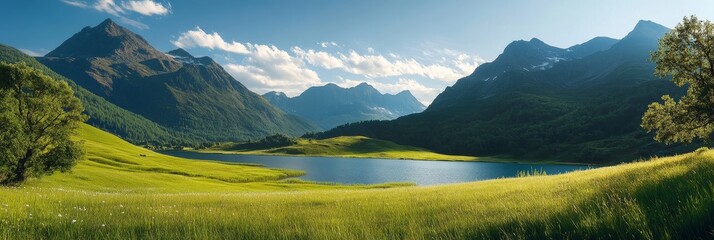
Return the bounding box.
[0,125,712,238]
[202,136,490,161]
[23,125,410,193]
[1,149,712,239]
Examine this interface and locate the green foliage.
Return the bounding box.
[642,16,714,144]
[222,134,298,151]
[255,134,297,149]
[0,63,86,184]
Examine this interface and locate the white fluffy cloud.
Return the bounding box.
[295,47,484,103]
[172,27,484,103]
[121,0,170,16]
[93,0,124,15]
[454,53,480,75]
[61,0,90,7]
[173,27,250,54]
[172,29,321,96]
[61,0,171,29]
[224,44,321,96]
[319,41,339,48]
[294,49,478,82]
[423,48,486,75]
[292,47,344,69]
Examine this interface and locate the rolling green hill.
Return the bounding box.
[205,136,482,161]
[26,124,407,193]
[0,124,711,238]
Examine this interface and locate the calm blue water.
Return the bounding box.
[160,151,592,185]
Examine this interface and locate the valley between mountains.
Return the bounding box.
[0,7,713,239]
[9,18,698,164]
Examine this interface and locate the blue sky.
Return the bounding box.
[1,0,713,104]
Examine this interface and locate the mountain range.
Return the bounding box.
[311,20,697,163]
[35,19,318,142]
[0,18,696,162]
[263,83,425,129]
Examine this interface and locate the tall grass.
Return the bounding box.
[0,125,712,239]
[1,147,713,239]
[516,168,548,177]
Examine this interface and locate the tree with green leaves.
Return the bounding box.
[0,62,86,185]
[642,16,714,144]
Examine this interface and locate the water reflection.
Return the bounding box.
[161,151,592,186]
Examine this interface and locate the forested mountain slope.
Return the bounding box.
[311,20,697,163]
[38,19,318,142]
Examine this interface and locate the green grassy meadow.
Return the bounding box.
[22,124,410,193]
[0,125,712,238]
[204,136,493,161]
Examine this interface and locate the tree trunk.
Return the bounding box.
[4,149,34,185]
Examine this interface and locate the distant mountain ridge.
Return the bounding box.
[429,34,619,109]
[38,18,318,141]
[263,82,425,129]
[312,20,697,163]
[567,36,619,59]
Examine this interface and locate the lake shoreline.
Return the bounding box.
[171,149,597,166]
[159,150,595,185]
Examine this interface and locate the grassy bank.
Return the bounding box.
[202,136,492,161]
[23,124,411,193]
[0,125,712,238]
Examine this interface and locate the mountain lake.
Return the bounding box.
[161,151,593,185]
